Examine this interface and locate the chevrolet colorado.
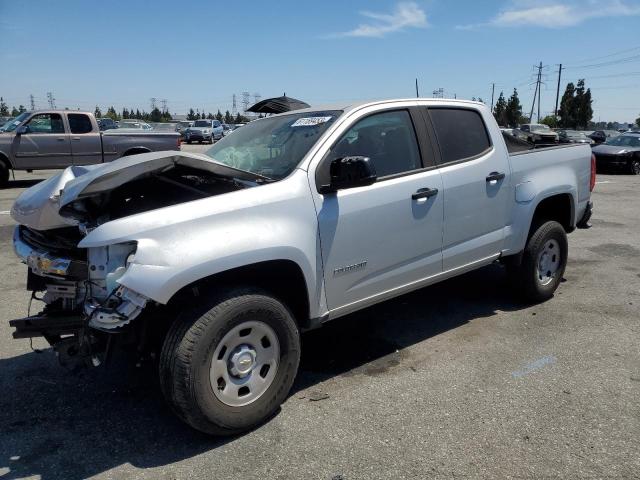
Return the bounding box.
[9,99,594,435]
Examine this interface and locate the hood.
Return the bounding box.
[187,126,210,131]
[592,144,639,155]
[11,150,268,230]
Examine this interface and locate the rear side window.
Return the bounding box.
[429,108,491,163]
[68,114,93,134]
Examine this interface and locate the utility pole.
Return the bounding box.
[554,63,563,118]
[490,83,495,111]
[232,94,237,115]
[253,92,261,105]
[529,63,542,122]
[47,92,56,109]
[161,99,168,113]
[241,92,251,112]
[150,97,157,111]
[415,78,419,98]
[29,94,35,111]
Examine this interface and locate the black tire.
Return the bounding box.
[0,161,8,188]
[159,288,300,436]
[629,158,640,175]
[509,220,568,303]
[187,140,192,144]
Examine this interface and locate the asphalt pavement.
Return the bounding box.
[0,160,638,479]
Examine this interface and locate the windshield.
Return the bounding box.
[0,112,30,132]
[530,124,551,132]
[193,120,210,127]
[565,130,585,138]
[605,135,640,147]
[204,110,342,180]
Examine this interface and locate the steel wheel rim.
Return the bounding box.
[210,320,280,407]
[536,239,561,286]
[633,160,640,175]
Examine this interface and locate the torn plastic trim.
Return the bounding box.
[85,285,149,330]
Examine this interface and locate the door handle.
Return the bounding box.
[486,171,505,182]
[412,187,438,200]
[56,138,66,142]
[72,137,81,141]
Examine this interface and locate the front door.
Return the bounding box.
[12,113,71,169]
[426,107,511,271]
[316,109,444,315]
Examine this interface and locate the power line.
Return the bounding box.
[46,92,56,109]
[241,92,250,112]
[564,45,640,67]
[566,54,640,70]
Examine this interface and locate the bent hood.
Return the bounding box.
[10,150,266,230]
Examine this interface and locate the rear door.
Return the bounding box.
[12,113,71,169]
[316,107,444,315]
[424,106,511,271]
[68,113,103,165]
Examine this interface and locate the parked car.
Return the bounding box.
[8,99,594,435]
[222,123,233,136]
[557,130,594,145]
[591,132,640,174]
[0,116,15,131]
[184,119,223,144]
[96,118,118,131]
[0,110,180,186]
[589,129,620,144]
[118,119,153,130]
[519,124,559,144]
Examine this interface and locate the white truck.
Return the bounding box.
[9,99,594,435]
[0,110,181,186]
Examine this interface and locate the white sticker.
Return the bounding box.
[291,116,332,127]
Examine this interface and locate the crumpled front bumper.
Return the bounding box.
[13,226,87,279]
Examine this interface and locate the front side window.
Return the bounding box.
[26,113,65,134]
[205,110,341,180]
[605,135,640,147]
[68,114,93,134]
[327,110,422,178]
[429,108,491,163]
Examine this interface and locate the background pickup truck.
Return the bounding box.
[0,110,180,186]
[9,99,594,436]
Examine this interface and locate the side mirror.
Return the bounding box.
[16,125,29,135]
[320,156,377,193]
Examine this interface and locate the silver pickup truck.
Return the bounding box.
[0,110,180,186]
[8,99,594,435]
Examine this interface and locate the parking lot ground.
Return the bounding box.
[0,170,638,479]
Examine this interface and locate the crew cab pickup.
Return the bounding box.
[0,110,180,186]
[8,99,594,436]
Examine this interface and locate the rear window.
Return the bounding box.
[68,114,93,134]
[429,108,491,163]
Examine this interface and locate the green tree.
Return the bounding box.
[234,113,249,123]
[122,108,129,119]
[18,105,26,113]
[493,91,507,126]
[574,79,593,129]
[105,106,120,121]
[0,97,9,116]
[540,115,558,128]
[11,106,19,116]
[224,110,233,124]
[94,105,102,118]
[635,114,640,128]
[505,88,523,127]
[215,109,223,122]
[149,107,162,123]
[187,108,196,120]
[558,82,576,128]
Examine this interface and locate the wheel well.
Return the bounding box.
[167,260,310,326]
[122,147,151,157]
[530,194,574,236]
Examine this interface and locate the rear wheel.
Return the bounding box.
[509,220,568,303]
[159,288,300,436]
[629,158,640,175]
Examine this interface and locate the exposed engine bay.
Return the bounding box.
[10,154,253,366]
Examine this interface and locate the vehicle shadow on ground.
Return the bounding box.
[0,264,523,479]
[1,178,44,190]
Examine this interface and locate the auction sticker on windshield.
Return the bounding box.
[291,116,333,127]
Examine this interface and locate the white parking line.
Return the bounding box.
[0,211,10,215]
[595,181,614,184]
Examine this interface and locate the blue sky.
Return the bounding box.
[1,0,639,122]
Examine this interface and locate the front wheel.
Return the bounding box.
[159,288,300,436]
[508,220,568,303]
[0,161,8,188]
[629,158,640,175]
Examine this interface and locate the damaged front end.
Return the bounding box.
[9,151,254,367]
